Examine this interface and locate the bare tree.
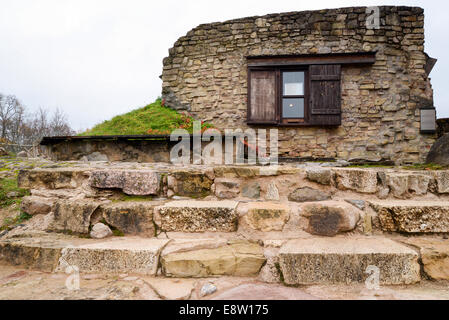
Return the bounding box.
[0,93,75,146]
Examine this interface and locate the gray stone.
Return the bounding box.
[90,170,160,196]
[435,171,449,194]
[301,201,360,236]
[241,182,261,199]
[90,223,113,239]
[48,200,100,234]
[370,200,449,233]
[200,283,217,297]
[265,182,279,201]
[385,173,431,198]
[334,169,378,193]
[211,283,319,300]
[426,133,449,165]
[288,187,331,202]
[345,199,366,210]
[279,238,420,285]
[306,168,333,185]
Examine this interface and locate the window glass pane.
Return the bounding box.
[282,98,304,118]
[283,72,304,96]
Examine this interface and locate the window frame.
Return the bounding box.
[279,68,309,125]
[247,65,310,126]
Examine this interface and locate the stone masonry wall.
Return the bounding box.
[161,6,437,164]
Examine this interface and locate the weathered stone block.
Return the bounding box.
[100,202,160,237]
[306,168,333,185]
[384,172,431,198]
[288,187,331,202]
[20,196,52,216]
[279,238,420,285]
[160,239,265,277]
[18,169,88,189]
[48,200,100,234]
[90,170,160,196]
[57,239,169,275]
[172,171,213,197]
[244,202,290,232]
[370,200,449,233]
[241,182,261,199]
[402,238,449,280]
[435,171,449,194]
[154,200,238,232]
[334,169,378,193]
[301,201,360,236]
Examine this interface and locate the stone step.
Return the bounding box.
[18,165,449,202]
[1,232,433,285]
[368,200,449,233]
[154,200,239,232]
[279,237,420,285]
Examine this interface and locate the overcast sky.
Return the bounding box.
[0,0,448,131]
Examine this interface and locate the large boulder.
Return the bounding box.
[426,133,449,165]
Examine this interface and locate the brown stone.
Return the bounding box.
[20,196,52,216]
[288,187,331,202]
[90,170,160,196]
[301,201,360,236]
[244,202,290,232]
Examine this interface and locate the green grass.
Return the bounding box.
[403,163,449,171]
[0,178,30,208]
[79,98,213,136]
[1,212,32,232]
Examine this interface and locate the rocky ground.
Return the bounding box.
[2,156,449,300]
[1,264,449,300]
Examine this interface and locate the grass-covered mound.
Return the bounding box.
[80,99,212,136]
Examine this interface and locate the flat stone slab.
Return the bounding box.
[155,200,238,232]
[369,200,449,233]
[400,238,449,280]
[160,239,265,277]
[57,238,170,275]
[279,237,420,285]
[90,170,160,196]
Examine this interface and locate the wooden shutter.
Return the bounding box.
[247,70,277,124]
[309,65,341,126]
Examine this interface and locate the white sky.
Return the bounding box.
[0,0,448,131]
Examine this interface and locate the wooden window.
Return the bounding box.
[246,52,376,126]
[247,64,340,126]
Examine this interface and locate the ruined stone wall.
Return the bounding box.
[161,6,437,164]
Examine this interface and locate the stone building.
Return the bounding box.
[161,6,438,164]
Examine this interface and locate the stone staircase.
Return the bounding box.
[2,162,449,286]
